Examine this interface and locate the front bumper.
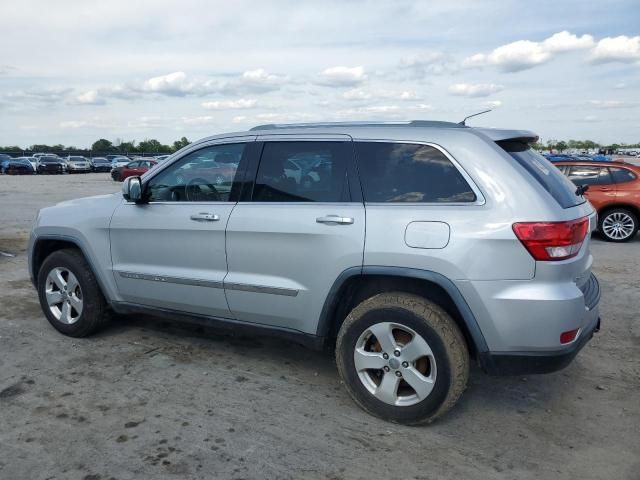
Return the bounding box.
[478,273,601,375]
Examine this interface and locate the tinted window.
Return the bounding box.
[498,141,583,209]
[147,143,245,202]
[355,142,475,203]
[566,165,611,186]
[252,142,350,202]
[610,167,637,184]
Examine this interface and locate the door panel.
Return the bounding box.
[109,139,254,317]
[110,202,234,317]
[224,203,364,333]
[224,136,364,334]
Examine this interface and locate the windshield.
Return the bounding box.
[40,157,59,163]
[497,140,585,209]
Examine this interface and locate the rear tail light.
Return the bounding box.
[512,217,589,261]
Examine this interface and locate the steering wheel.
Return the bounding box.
[185,177,221,202]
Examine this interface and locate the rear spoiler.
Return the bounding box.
[473,128,539,144]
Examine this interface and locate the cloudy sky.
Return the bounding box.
[1,0,639,148]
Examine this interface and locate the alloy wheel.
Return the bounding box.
[45,267,83,324]
[602,212,635,240]
[354,322,437,406]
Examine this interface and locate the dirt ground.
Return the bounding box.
[0,173,638,480]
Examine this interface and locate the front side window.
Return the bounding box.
[146,143,245,202]
[252,142,350,202]
[355,142,476,203]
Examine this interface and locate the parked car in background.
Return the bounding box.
[555,160,640,242]
[21,156,38,171]
[155,154,171,162]
[1,156,35,174]
[66,156,92,173]
[90,157,112,172]
[544,154,575,162]
[110,156,131,169]
[36,156,65,174]
[111,159,157,181]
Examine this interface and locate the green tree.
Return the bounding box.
[138,139,171,153]
[92,138,114,153]
[172,136,190,152]
[555,141,567,152]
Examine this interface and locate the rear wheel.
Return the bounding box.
[37,249,109,337]
[336,292,469,425]
[599,208,638,242]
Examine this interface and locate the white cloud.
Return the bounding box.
[590,35,640,63]
[464,31,594,72]
[448,83,504,97]
[60,121,88,129]
[319,66,367,86]
[542,31,595,53]
[343,88,372,100]
[202,99,257,109]
[342,89,419,101]
[142,71,220,96]
[482,100,503,108]
[74,90,105,105]
[182,116,216,125]
[400,52,456,76]
[589,100,632,109]
[361,105,400,113]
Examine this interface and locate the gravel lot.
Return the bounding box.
[0,173,638,480]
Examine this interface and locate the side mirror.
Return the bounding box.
[122,176,143,202]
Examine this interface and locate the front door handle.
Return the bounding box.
[190,212,220,222]
[316,215,354,225]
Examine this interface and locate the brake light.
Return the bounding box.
[512,217,589,261]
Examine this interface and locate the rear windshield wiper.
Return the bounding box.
[575,184,589,196]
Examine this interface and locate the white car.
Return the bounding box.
[110,157,132,169]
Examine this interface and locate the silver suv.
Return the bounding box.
[28,121,601,424]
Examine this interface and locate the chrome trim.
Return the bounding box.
[117,271,224,289]
[225,283,299,297]
[116,271,299,297]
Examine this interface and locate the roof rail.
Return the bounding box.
[249,120,465,131]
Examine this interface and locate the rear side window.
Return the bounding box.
[355,142,476,203]
[253,142,350,202]
[610,167,637,184]
[497,141,583,209]
[566,165,611,186]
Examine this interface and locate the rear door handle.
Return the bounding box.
[190,212,220,222]
[316,215,354,225]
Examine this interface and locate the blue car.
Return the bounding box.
[543,154,574,162]
[1,156,35,174]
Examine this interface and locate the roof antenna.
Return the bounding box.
[459,109,492,126]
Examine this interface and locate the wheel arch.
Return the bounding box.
[30,236,111,304]
[317,266,489,358]
[598,203,640,221]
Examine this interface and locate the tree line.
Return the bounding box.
[532,139,640,152]
[0,137,191,155]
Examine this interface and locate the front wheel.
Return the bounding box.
[599,208,638,242]
[336,292,469,425]
[37,249,109,337]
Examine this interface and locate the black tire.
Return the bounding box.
[336,292,469,425]
[37,249,109,337]
[598,208,638,242]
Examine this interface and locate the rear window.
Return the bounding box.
[497,141,584,209]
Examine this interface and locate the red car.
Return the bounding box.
[112,160,157,182]
[555,160,640,242]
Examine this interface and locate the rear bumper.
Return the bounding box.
[479,315,600,375]
[478,273,601,375]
